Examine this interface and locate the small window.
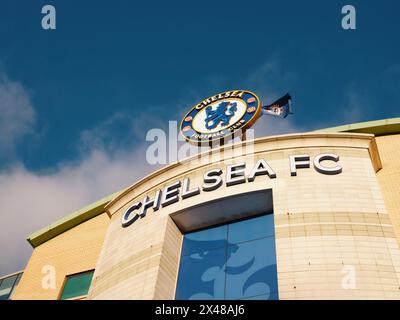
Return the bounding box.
[60,270,94,300]
[0,272,23,300]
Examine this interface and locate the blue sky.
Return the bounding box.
[0,0,399,274]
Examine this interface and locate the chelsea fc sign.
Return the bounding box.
[180,90,261,144]
[121,154,343,227]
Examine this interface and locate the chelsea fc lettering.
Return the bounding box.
[121,153,342,227]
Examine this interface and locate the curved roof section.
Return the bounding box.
[26,117,400,248]
[314,117,400,136]
[27,192,118,248]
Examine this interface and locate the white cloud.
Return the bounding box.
[251,115,303,138]
[243,58,303,136]
[0,74,35,158]
[0,145,157,275]
[0,80,162,274]
[343,91,364,124]
[245,58,297,104]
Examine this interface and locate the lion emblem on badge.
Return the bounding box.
[204,101,238,130]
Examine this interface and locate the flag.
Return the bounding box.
[261,93,292,118]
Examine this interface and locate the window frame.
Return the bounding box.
[0,271,23,300]
[58,270,95,300]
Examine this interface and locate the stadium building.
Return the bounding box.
[4,117,400,300]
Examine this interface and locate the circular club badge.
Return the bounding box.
[180,90,261,144]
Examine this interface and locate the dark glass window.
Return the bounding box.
[0,272,22,300]
[60,270,94,300]
[176,214,278,300]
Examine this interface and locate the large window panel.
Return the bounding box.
[225,238,278,300]
[176,246,226,300]
[175,213,278,300]
[228,214,275,244]
[181,224,228,256]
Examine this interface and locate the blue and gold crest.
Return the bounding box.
[205,101,238,130]
[180,90,261,144]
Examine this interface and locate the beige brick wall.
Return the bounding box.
[89,133,400,299]
[88,214,182,299]
[12,213,110,300]
[376,134,400,246]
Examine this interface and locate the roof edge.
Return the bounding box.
[0,270,24,280]
[314,117,400,136]
[27,192,119,248]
